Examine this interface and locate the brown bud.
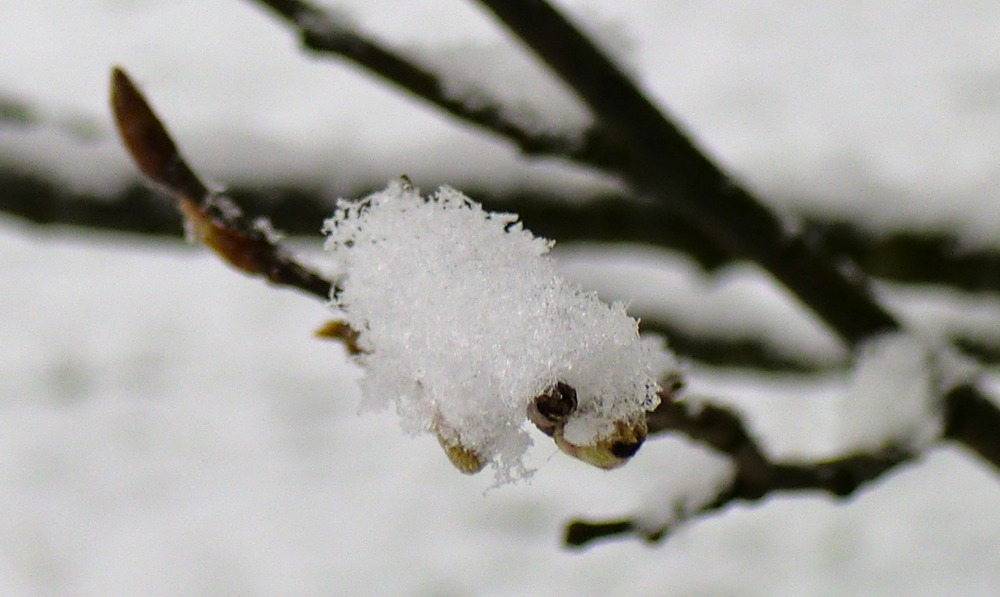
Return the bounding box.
[527,381,577,437]
[315,319,365,355]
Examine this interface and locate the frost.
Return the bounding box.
[837,332,974,452]
[323,180,671,481]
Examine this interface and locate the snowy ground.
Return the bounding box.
[2,0,1000,595]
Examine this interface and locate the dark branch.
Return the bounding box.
[244,0,621,168]
[807,220,1000,294]
[568,392,915,547]
[5,171,1000,294]
[5,169,1000,370]
[571,378,1000,548]
[566,449,911,547]
[472,0,899,348]
[7,171,1000,294]
[943,384,1000,469]
[470,0,1000,474]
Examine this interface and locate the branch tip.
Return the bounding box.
[110,66,208,201]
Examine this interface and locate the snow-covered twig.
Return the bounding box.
[570,333,999,547]
[568,387,915,547]
[323,180,675,480]
[469,0,1000,475]
[471,0,899,347]
[565,447,910,548]
[110,67,334,300]
[244,0,617,166]
[569,385,1000,547]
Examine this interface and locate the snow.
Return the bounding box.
[323,181,670,480]
[2,0,1000,594]
[837,333,943,452]
[631,436,736,537]
[411,39,593,137]
[2,219,1000,595]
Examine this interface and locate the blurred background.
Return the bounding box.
[1,1,999,595]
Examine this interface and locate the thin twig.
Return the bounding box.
[566,449,911,547]
[568,380,1000,548]
[244,0,621,168]
[109,67,335,300]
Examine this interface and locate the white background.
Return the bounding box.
[1,1,999,594]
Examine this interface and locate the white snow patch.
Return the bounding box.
[407,6,636,138]
[838,332,953,452]
[631,436,736,536]
[412,41,594,138]
[323,180,671,480]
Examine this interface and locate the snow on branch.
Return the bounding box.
[568,385,916,548]
[109,33,1000,539]
[467,0,1000,477]
[244,0,617,167]
[837,332,957,452]
[110,66,679,481]
[567,332,987,548]
[324,179,677,481]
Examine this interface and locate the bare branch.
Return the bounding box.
[5,168,1000,371]
[109,67,335,300]
[943,384,1000,468]
[6,169,1000,295]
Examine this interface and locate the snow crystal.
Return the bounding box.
[837,332,970,452]
[323,180,671,481]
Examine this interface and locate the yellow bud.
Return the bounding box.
[433,416,486,475]
[436,434,486,474]
[553,416,648,470]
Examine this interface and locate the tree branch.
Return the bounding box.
[237,1,1000,299]
[244,0,624,169]
[567,391,915,548]
[8,171,1000,294]
[470,0,1000,474]
[109,67,334,300]
[472,0,899,347]
[5,168,1000,370]
[569,376,1000,548]
[566,449,911,547]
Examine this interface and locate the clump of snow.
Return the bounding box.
[323,180,670,481]
[837,332,975,452]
